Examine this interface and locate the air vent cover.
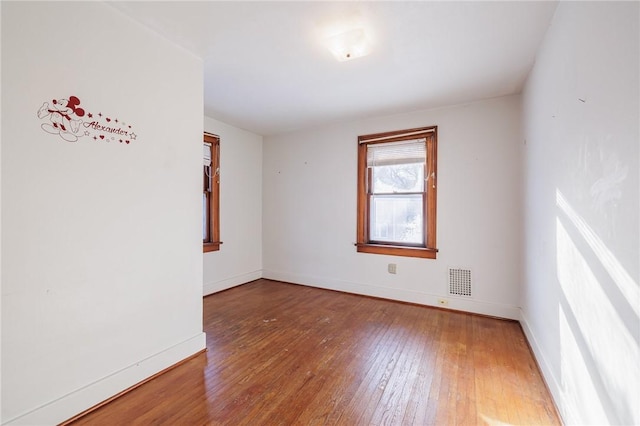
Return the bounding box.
[448,268,472,297]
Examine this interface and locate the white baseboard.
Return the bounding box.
[4,332,206,426]
[263,269,520,320]
[519,311,567,424]
[203,269,263,296]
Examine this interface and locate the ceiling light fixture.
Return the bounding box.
[325,28,372,62]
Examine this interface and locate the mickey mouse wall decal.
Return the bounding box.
[37,95,137,144]
[37,96,86,142]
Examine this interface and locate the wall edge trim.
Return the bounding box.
[203,269,263,296]
[3,333,206,426]
[519,309,569,424]
[262,269,519,320]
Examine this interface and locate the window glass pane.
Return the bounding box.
[370,194,423,244]
[371,162,424,193]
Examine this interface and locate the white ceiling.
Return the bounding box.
[109,1,558,136]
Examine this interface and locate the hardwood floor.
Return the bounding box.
[69,279,560,425]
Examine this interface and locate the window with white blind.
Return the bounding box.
[203,133,220,253]
[357,126,438,258]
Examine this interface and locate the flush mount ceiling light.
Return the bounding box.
[324,27,372,62]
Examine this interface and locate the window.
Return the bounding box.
[203,133,220,252]
[356,126,438,258]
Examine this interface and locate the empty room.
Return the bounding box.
[1,1,638,425]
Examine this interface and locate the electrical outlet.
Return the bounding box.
[438,298,448,306]
[388,263,397,274]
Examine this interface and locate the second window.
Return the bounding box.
[357,126,438,258]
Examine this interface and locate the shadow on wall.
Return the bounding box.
[555,189,639,424]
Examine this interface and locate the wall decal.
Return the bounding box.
[37,95,137,144]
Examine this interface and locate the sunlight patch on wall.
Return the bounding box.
[556,207,639,424]
[558,305,608,424]
[556,189,639,317]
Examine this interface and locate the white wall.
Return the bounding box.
[263,95,523,319]
[521,2,639,425]
[203,117,263,295]
[1,2,205,424]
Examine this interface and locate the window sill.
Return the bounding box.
[356,243,437,259]
[203,241,222,253]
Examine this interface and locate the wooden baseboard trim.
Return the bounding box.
[59,348,207,425]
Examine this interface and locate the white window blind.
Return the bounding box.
[367,138,426,167]
[204,142,212,166]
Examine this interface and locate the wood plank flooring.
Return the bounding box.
[69,279,560,425]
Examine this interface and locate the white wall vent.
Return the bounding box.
[448,268,472,297]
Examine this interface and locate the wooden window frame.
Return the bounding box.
[203,133,221,253]
[356,126,438,259]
